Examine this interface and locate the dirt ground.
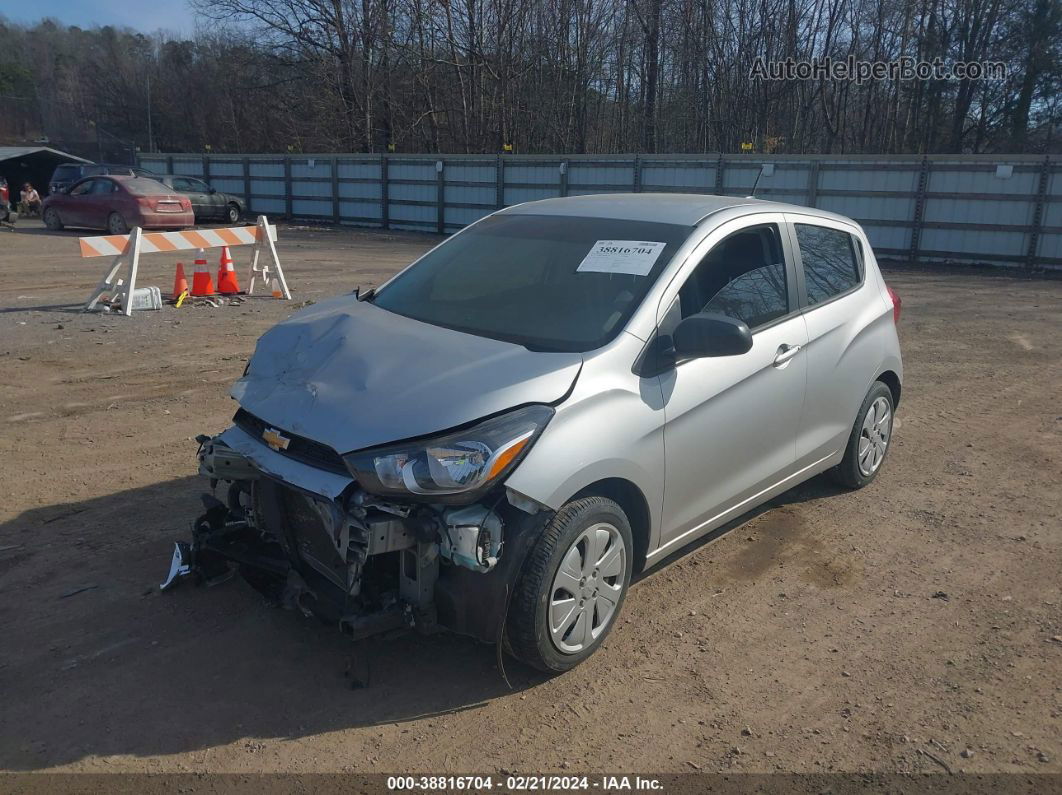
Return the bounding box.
[0,218,1059,778]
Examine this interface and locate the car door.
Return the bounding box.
[85,178,118,229]
[784,214,889,468]
[61,178,97,227]
[174,177,211,221]
[655,215,808,552]
[195,178,226,220]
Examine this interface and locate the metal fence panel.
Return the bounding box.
[139,152,1059,268]
[641,164,715,189]
[210,178,243,195]
[505,164,560,184]
[209,160,243,177]
[338,182,381,200]
[171,158,203,176]
[921,227,1028,259]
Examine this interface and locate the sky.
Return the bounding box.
[4,0,197,35]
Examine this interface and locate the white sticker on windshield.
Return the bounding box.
[576,240,666,276]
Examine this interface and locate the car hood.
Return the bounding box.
[231,295,583,454]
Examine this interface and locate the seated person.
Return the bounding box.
[20,183,42,215]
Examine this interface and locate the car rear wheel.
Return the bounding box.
[831,380,895,489]
[226,203,241,224]
[43,208,63,230]
[506,496,633,672]
[107,212,129,235]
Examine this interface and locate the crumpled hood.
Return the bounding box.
[231,295,583,454]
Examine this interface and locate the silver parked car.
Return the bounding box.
[166,194,902,672]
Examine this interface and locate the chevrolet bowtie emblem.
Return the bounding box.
[262,427,291,451]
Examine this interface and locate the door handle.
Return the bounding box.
[773,344,802,366]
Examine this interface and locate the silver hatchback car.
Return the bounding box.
[169,194,902,672]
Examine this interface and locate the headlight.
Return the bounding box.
[343,404,554,503]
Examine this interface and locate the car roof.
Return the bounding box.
[498,192,853,227]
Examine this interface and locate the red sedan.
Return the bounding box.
[42,175,194,234]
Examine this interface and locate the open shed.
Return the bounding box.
[0,146,91,200]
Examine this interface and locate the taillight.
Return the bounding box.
[886,285,901,325]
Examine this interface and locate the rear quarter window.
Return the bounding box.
[794,224,862,305]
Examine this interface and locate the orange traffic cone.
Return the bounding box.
[171,262,189,299]
[190,249,216,296]
[216,246,240,294]
[271,278,283,299]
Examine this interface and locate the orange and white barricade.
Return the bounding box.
[81,215,290,316]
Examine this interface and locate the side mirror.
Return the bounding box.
[672,312,753,358]
[208,187,217,194]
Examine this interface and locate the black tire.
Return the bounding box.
[227,203,241,224]
[830,380,895,489]
[43,207,63,230]
[507,496,634,672]
[107,212,129,235]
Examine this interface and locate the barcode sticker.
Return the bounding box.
[576,240,667,276]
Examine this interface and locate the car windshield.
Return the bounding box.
[123,178,172,195]
[53,165,79,180]
[371,213,692,352]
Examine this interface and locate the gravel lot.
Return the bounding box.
[0,219,1059,778]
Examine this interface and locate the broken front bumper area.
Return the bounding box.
[161,430,548,644]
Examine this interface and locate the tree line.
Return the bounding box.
[0,0,1058,158]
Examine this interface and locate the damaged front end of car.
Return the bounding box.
[161,409,554,645]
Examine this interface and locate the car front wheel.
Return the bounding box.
[831,380,895,489]
[507,496,633,672]
[43,208,63,230]
[107,212,129,235]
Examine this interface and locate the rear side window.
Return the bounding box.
[795,224,862,305]
[123,178,171,195]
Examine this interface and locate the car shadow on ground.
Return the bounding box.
[0,302,88,314]
[0,472,844,769]
[1,222,80,237]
